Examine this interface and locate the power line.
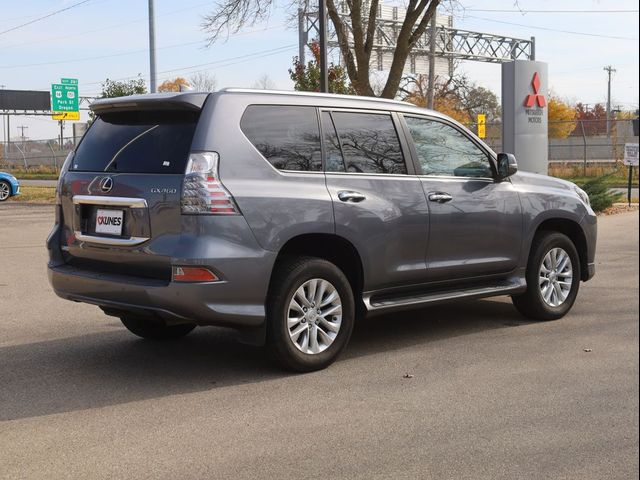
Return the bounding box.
[464,9,639,14]
[0,41,202,69]
[0,24,287,69]
[0,0,94,37]
[463,15,639,41]
[2,0,213,49]
[75,44,297,88]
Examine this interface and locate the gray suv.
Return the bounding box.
[47,89,597,371]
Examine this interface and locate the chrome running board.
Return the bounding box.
[364,278,526,315]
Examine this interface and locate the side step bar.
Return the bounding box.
[363,278,527,316]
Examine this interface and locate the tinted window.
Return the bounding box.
[72,110,199,174]
[331,112,406,174]
[321,112,345,172]
[241,105,322,171]
[405,116,492,178]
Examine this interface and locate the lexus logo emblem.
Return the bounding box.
[99,177,114,193]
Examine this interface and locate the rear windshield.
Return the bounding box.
[71,110,199,174]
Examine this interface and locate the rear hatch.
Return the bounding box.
[56,95,207,281]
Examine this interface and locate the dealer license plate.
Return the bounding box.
[95,209,124,236]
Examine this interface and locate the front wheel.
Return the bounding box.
[512,231,581,320]
[266,256,355,372]
[120,316,196,340]
[0,181,11,202]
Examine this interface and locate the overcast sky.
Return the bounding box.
[1,0,638,140]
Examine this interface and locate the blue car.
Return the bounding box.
[0,172,20,201]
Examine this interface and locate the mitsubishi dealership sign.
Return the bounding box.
[502,60,549,174]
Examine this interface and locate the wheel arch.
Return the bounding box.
[533,217,589,281]
[270,233,365,302]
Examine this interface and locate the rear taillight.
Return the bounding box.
[181,152,240,215]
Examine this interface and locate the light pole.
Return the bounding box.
[318,0,328,93]
[604,65,616,137]
[148,0,157,93]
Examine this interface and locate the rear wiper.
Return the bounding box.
[103,125,159,172]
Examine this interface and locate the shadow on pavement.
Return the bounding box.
[0,298,530,422]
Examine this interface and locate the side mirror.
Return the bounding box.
[497,153,518,179]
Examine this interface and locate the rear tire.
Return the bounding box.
[512,231,581,320]
[120,316,196,340]
[266,256,355,372]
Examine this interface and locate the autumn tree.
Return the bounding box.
[289,41,354,95]
[547,96,576,139]
[400,73,499,125]
[203,0,442,98]
[158,77,190,92]
[574,103,607,136]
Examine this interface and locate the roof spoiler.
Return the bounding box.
[90,92,210,114]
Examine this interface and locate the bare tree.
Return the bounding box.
[189,72,218,91]
[202,0,442,98]
[252,73,276,90]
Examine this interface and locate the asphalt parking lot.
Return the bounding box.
[0,205,638,480]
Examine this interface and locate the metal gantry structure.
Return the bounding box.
[299,1,535,76]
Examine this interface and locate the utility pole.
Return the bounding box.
[17,125,28,143]
[18,125,28,154]
[148,0,157,93]
[427,12,437,109]
[604,65,616,137]
[298,0,308,65]
[59,120,64,149]
[318,0,329,93]
[0,84,6,150]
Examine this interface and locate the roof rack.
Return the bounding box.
[220,88,415,108]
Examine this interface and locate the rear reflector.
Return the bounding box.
[172,266,219,283]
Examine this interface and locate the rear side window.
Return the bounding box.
[331,112,406,174]
[72,110,199,174]
[241,105,322,171]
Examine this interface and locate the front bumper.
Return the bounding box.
[580,212,598,282]
[586,262,596,281]
[48,263,266,328]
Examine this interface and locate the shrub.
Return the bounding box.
[578,175,623,212]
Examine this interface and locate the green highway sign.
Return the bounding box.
[51,80,78,112]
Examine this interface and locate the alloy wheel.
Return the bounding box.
[287,278,342,354]
[0,182,9,201]
[538,247,573,307]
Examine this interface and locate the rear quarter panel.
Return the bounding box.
[191,94,335,252]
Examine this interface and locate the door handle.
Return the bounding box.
[428,192,453,203]
[338,191,366,203]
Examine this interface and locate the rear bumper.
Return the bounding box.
[48,263,267,328]
[46,209,277,329]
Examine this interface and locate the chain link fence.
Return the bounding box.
[0,136,76,171]
[0,119,637,173]
[464,118,638,171]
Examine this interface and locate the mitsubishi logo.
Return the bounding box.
[99,177,114,193]
[524,72,546,108]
